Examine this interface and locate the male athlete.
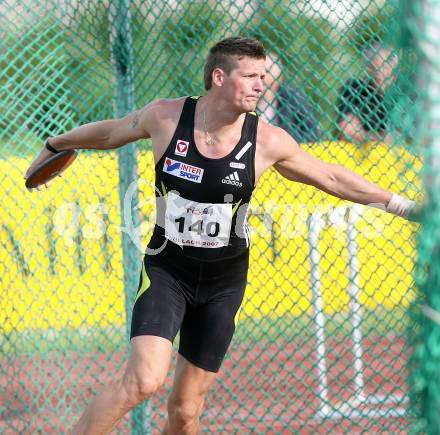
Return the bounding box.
[25,37,417,434]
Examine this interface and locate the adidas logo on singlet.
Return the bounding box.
[222,171,243,187]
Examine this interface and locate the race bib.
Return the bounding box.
[164,192,232,248]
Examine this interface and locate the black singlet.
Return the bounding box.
[147,96,258,261]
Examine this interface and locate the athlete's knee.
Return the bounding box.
[167,395,204,429]
[121,369,164,406]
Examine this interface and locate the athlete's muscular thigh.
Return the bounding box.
[166,355,217,430]
[122,336,172,402]
[170,354,217,401]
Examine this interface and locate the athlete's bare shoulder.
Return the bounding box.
[255,118,301,181]
[136,97,187,138]
[131,96,188,163]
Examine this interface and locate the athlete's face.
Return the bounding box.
[218,56,266,112]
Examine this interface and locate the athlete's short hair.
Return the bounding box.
[204,37,266,90]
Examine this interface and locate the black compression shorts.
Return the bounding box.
[130,246,249,372]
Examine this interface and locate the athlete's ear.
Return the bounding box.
[212,68,226,87]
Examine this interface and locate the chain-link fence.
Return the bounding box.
[406,1,440,434]
[0,0,426,433]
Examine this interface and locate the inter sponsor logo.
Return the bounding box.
[222,171,243,187]
[175,139,189,157]
[163,157,204,183]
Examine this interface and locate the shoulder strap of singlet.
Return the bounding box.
[241,111,259,147]
[244,111,258,133]
[234,111,258,186]
[177,96,200,130]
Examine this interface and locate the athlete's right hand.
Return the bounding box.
[24,146,60,191]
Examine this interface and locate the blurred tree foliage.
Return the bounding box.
[0,0,412,154]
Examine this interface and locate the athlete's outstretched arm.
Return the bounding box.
[270,127,417,219]
[46,105,154,152]
[24,100,162,182]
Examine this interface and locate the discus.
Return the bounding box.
[25,150,77,189]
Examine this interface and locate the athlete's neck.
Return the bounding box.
[199,95,245,140]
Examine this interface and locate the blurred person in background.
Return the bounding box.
[336,42,398,144]
[258,52,321,143]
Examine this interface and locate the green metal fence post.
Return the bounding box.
[410,0,440,432]
[109,0,151,433]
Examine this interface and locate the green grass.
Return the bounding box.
[1,326,127,359]
[1,307,411,359]
[234,307,411,343]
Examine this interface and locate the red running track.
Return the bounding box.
[1,335,410,434]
